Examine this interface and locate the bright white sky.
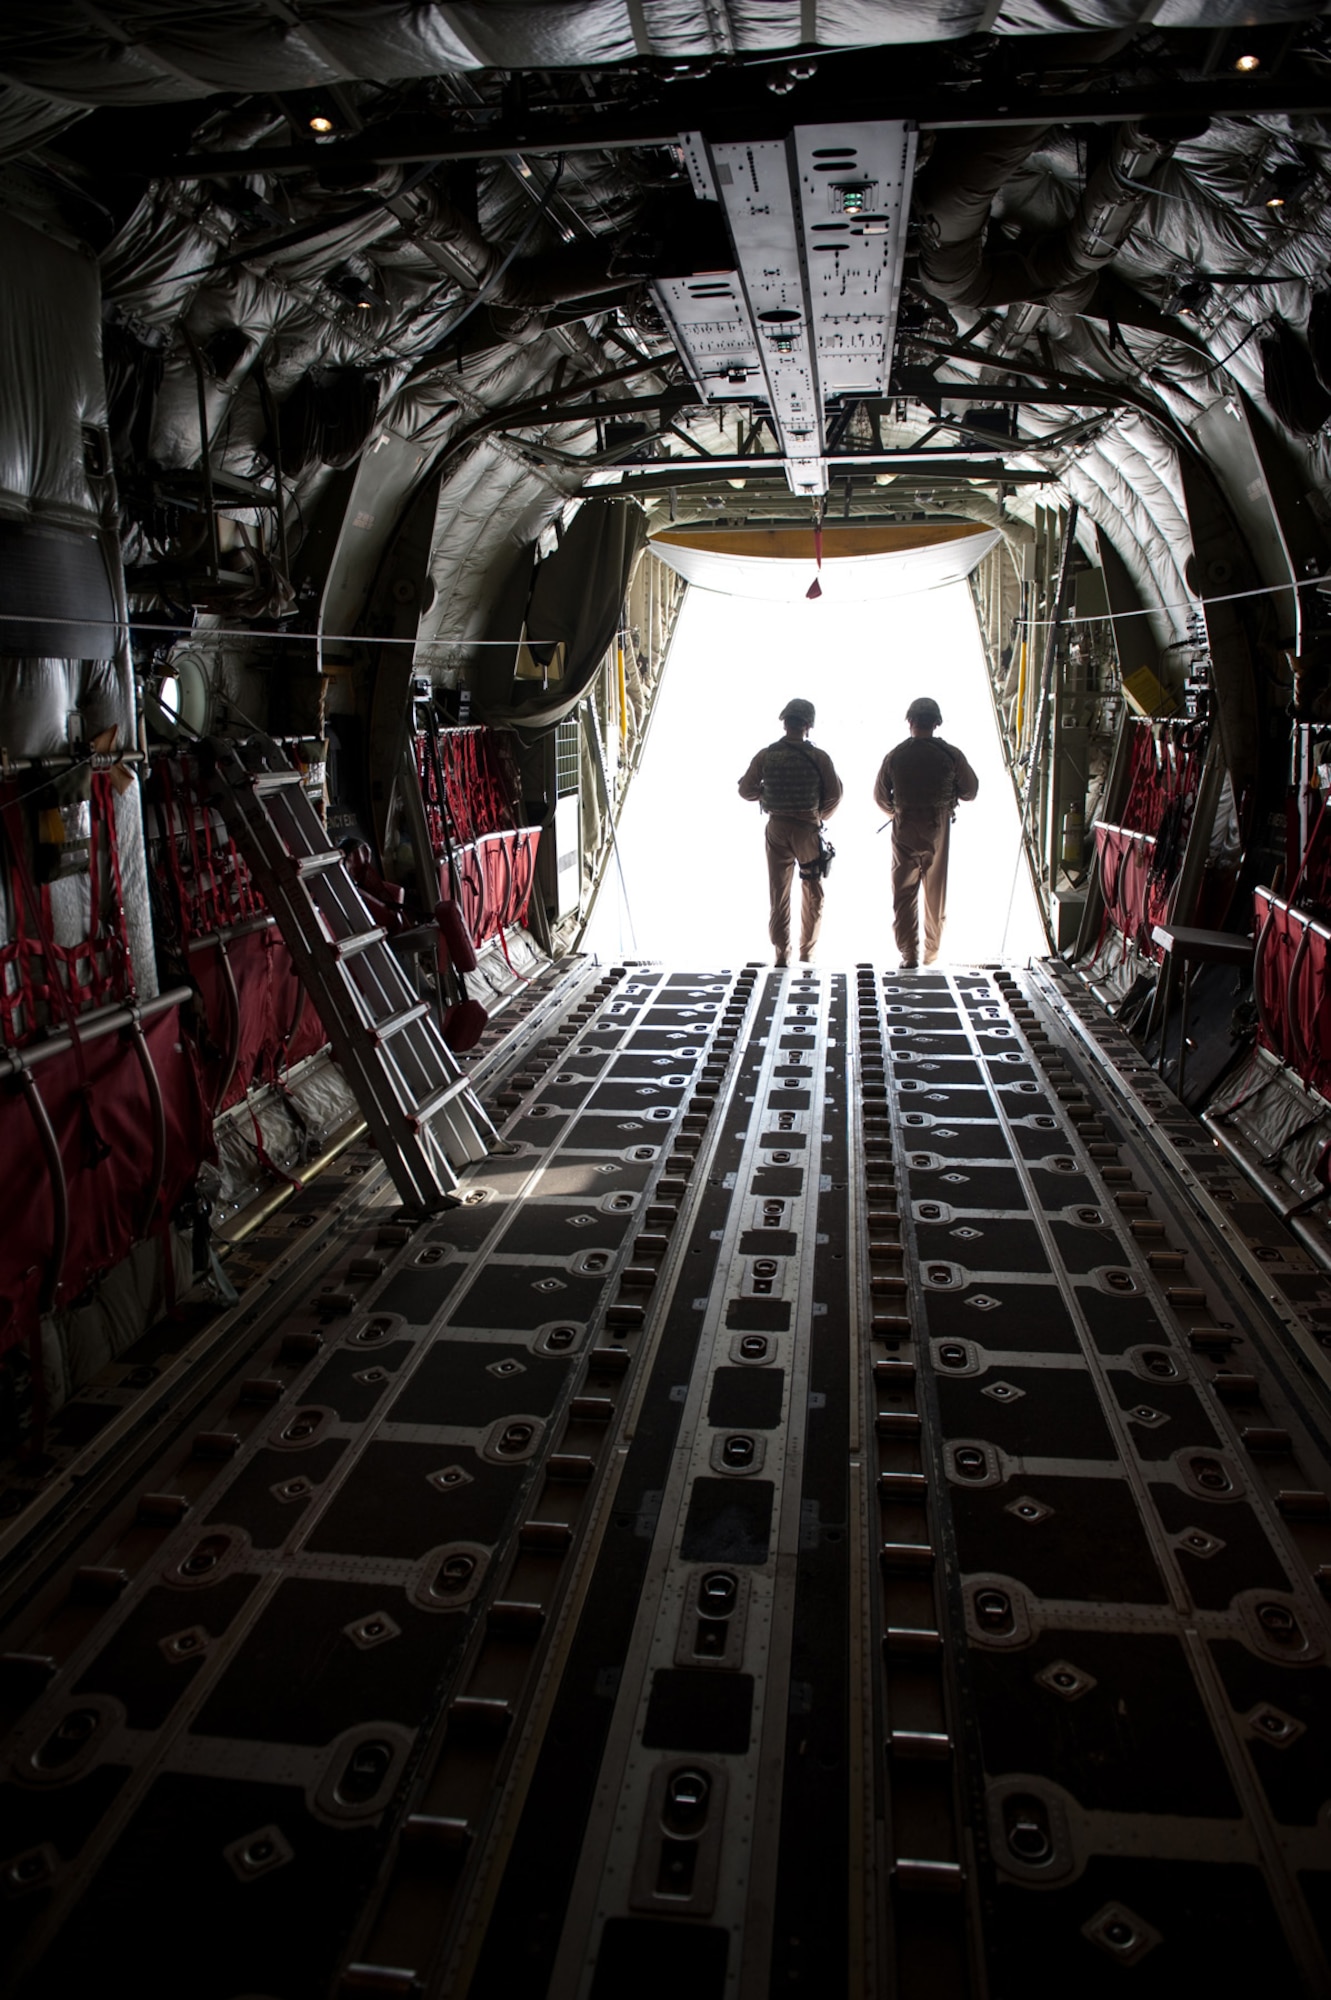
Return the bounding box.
[584,575,1047,968]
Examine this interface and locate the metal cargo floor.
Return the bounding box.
[2,961,1331,1999]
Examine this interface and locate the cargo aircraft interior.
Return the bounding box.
[6,4,1331,1995]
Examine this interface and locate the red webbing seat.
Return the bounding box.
[452,828,542,946]
[1254,889,1292,1064]
[1291,919,1331,1097]
[189,925,327,1114]
[0,1003,210,1363]
[1254,889,1331,1100]
[1095,824,1169,961]
[1092,721,1207,961]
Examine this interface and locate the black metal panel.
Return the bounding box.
[36,1774,379,2000]
[706,1368,786,1429]
[193,1578,466,1743]
[373,1266,466,1322]
[948,1475,1170,1601]
[305,1442,527,1556]
[679,1478,775,1563]
[387,1342,568,1425]
[642,1669,754,1751]
[203,1439,350,1546]
[589,1918,728,1999]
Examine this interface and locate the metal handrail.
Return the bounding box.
[0,985,191,1078]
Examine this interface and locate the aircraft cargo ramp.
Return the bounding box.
[2,961,1330,1999]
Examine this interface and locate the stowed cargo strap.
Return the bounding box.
[417,725,516,855]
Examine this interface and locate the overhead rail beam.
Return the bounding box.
[892,371,1127,410]
[167,72,1331,180]
[584,459,1051,492]
[651,121,915,498]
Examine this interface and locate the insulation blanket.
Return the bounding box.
[0,1004,209,1358]
[190,924,328,1113]
[0,5,1299,113]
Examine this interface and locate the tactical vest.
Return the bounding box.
[760,739,823,814]
[886,737,959,814]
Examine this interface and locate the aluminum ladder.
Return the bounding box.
[208,735,494,1210]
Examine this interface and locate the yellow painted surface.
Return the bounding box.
[1122,665,1180,718]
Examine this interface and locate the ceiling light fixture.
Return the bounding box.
[1174,277,1212,317]
[326,261,382,312]
[1263,161,1317,211]
[1234,52,1261,72]
[309,113,335,133]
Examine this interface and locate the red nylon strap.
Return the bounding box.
[492,832,534,983]
[186,757,227,932]
[153,753,260,939]
[1,780,130,1022]
[0,800,34,1045]
[1121,719,1202,837]
[417,727,520,880]
[258,925,279,1085]
[154,759,193,940]
[444,732,474,846]
[92,771,136,1002]
[417,735,446,852]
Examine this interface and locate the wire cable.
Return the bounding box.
[0,611,557,649]
[7,565,1322,655]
